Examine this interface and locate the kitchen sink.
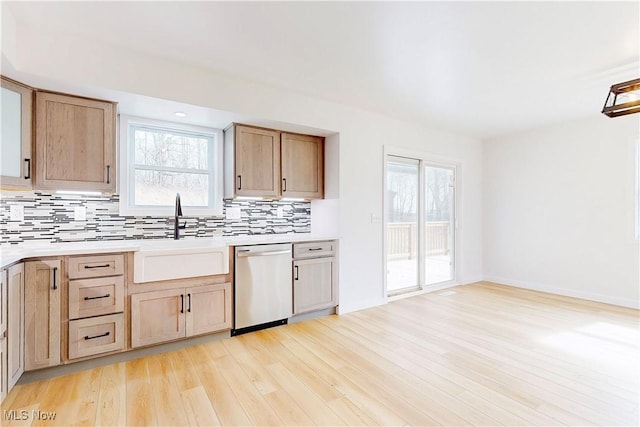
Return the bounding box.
[133,239,229,283]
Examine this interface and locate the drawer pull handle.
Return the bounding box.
[84,264,111,269]
[84,331,110,340]
[308,248,323,251]
[84,293,110,301]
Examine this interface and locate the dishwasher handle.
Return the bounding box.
[237,249,291,258]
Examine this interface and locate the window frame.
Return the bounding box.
[118,115,223,217]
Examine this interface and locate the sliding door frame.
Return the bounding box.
[383,145,462,300]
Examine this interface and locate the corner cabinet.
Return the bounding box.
[131,282,232,348]
[24,260,61,371]
[224,124,324,200]
[281,132,324,199]
[7,263,25,390]
[34,91,116,192]
[0,76,33,190]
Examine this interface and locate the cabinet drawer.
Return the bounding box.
[69,276,124,320]
[68,254,124,279]
[68,313,124,359]
[293,241,334,259]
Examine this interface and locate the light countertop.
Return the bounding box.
[0,234,339,268]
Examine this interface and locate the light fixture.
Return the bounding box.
[174,112,187,118]
[601,78,640,118]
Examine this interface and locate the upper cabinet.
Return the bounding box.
[1,77,33,190]
[34,91,116,192]
[224,123,324,200]
[227,124,281,198]
[281,132,324,199]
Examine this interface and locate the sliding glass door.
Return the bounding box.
[385,156,456,296]
[425,164,455,285]
[386,157,420,294]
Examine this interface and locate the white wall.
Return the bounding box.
[3,22,484,313]
[484,115,640,308]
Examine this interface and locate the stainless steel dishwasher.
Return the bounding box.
[232,243,293,335]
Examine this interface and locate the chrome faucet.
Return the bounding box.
[174,193,186,239]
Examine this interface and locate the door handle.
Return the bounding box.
[24,159,31,179]
[282,178,287,192]
[237,175,242,190]
[52,267,58,290]
[187,293,191,313]
[294,265,299,281]
[180,294,184,313]
[236,250,292,258]
[106,165,111,184]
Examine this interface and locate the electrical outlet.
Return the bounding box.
[10,205,24,221]
[74,206,87,221]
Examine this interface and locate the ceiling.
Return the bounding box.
[4,1,639,139]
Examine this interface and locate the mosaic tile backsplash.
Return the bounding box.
[0,192,311,245]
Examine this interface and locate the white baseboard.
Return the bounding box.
[483,275,640,309]
[337,297,386,315]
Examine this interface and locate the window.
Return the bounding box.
[119,115,223,216]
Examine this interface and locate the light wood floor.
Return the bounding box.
[2,282,639,426]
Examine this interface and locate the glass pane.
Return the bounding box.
[134,170,208,207]
[386,158,420,293]
[133,127,209,170]
[425,166,454,284]
[0,87,22,177]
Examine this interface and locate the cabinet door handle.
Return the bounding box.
[282,178,287,192]
[294,265,299,281]
[24,159,31,179]
[187,293,191,312]
[84,331,110,340]
[52,267,58,290]
[180,294,184,314]
[84,293,110,301]
[106,165,111,184]
[237,175,242,190]
[84,264,111,269]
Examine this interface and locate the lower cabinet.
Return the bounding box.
[25,260,61,371]
[130,282,232,348]
[0,337,7,403]
[293,257,335,314]
[7,263,24,389]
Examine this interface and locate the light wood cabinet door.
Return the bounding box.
[234,125,280,197]
[130,288,185,348]
[1,77,33,189]
[35,91,116,192]
[7,263,24,388]
[185,282,232,337]
[0,337,7,403]
[293,257,334,314]
[0,269,6,337]
[25,260,61,371]
[281,133,324,199]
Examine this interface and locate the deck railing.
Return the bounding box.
[387,221,450,260]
